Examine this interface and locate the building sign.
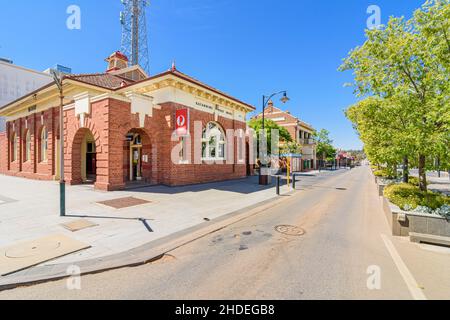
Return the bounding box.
[176,109,189,136]
[195,101,214,111]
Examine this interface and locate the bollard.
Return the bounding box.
[276,176,280,195]
[293,174,297,189]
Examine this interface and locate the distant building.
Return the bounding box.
[43,64,73,77]
[254,101,318,172]
[0,60,54,131]
[336,150,355,167]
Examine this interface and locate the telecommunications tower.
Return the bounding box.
[120,0,150,72]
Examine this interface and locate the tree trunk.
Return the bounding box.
[418,154,427,191]
[402,156,409,183]
[436,157,441,178]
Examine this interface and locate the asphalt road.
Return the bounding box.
[1,166,450,300]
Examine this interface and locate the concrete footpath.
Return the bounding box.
[0,173,314,290]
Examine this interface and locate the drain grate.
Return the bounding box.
[98,197,151,209]
[275,225,305,237]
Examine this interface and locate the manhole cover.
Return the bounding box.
[275,225,305,237]
[5,241,63,259]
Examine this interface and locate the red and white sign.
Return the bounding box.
[176,109,189,136]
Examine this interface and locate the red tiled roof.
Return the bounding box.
[67,73,135,90]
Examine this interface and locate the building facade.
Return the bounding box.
[254,101,317,171]
[0,59,53,132]
[0,52,254,190]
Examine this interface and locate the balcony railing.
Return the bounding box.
[299,138,316,145]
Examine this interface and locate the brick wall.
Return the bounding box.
[0,97,249,190]
[0,132,6,173]
[1,109,56,181]
[106,99,247,189]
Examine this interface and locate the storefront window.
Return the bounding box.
[202,122,226,160]
[40,127,48,162]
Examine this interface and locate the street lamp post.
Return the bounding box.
[259,91,290,185]
[51,70,66,217]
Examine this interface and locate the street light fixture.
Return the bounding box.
[260,91,290,185]
[280,92,290,104]
[51,70,66,217]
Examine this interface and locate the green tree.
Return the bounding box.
[280,141,302,155]
[314,129,337,162]
[346,97,417,182]
[248,118,293,155]
[340,0,450,191]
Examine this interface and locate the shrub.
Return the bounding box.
[408,177,420,186]
[408,176,429,187]
[374,168,397,179]
[384,183,450,211]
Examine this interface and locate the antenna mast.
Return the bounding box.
[120,0,150,72]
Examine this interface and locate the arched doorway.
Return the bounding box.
[123,129,151,184]
[72,128,97,184]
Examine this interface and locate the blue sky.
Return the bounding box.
[0,0,426,149]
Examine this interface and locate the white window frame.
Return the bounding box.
[24,130,31,162]
[40,127,48,163]
[202,122,226,161]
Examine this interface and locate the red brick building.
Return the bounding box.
[253,102,318,172]
[0,52,254,191]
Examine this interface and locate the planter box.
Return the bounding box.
[378,183,387,197]
[382,197,450,239]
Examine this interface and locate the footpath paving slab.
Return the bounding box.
[0,173,304,287]
[0,184,298,290]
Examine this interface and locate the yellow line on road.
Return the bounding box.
[381,234,427,300]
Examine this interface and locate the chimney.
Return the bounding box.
[267,100,274,113]
[105,51,129,73]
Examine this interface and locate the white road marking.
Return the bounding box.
[381,234,427,300]
[0,200,4,205]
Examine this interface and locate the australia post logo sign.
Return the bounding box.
[176,109,189,136]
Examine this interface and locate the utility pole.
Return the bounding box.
[51,70,65,217]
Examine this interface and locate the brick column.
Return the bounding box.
[94,98,129,191]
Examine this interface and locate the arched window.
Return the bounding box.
[11,132,18,162]
[40,127,48,162]
[202,122,226,160]
[24,130,31,162]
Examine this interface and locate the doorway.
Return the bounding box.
[86,141,97,181]
[130,134,143,181]
[246,142,252,176]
